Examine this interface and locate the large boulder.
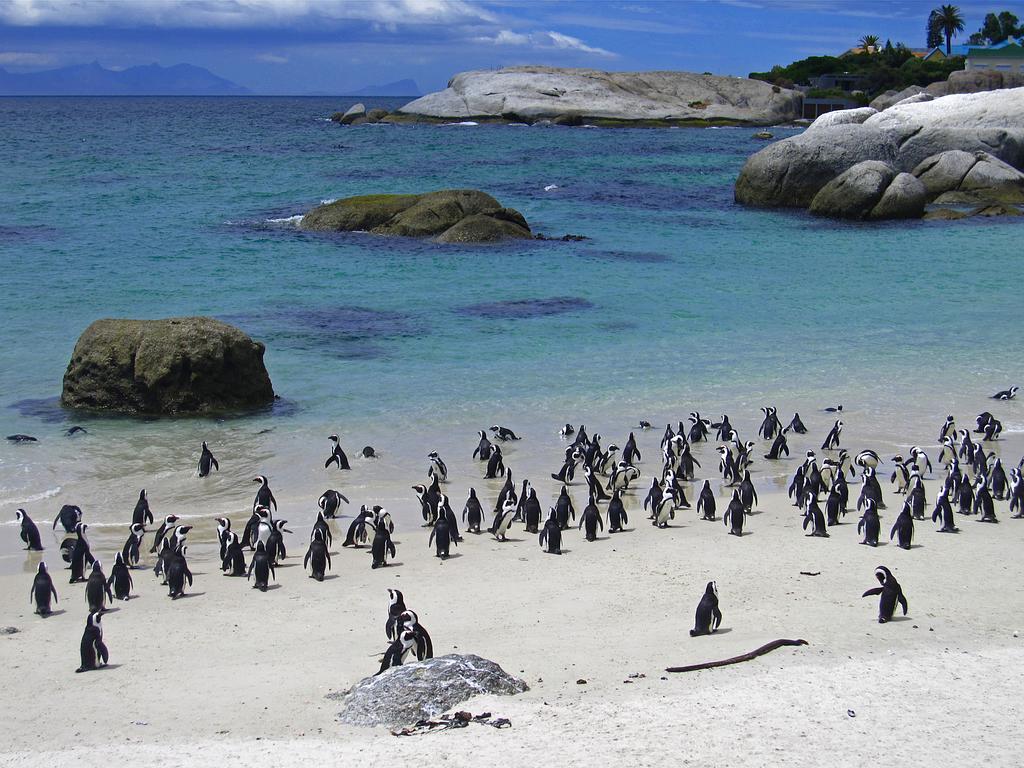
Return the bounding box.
[913,150,1024,203]
[396,66,802,125]
[869,172,927,220]
[869,85,927,112]
[331,654,529,727]
[805,107,876,131]
[61,318,274,415]
[809,161,895,219]
[300,189,532,242]
[336,103,365,124]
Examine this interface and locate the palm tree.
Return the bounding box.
[858,34,880,53]
[931,5,965,55]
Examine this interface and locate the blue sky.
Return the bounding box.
[1,1,1022,94]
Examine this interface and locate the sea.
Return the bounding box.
[1,96,1022,569]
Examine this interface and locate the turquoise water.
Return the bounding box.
[1,96,1022,560]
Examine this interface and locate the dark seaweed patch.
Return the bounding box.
[0,225,59,243]
[457,297,594,319]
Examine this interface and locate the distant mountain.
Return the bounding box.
[347,79,421,97]
[0,61,250,96]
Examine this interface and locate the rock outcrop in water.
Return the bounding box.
[394,66,802,126]
[300,189,532,243]
[736,88,1024,220]
[331,654,529,727]
[61,317,274,415]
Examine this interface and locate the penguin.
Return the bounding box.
[385,588,407,640]
[932,487,959,533]
[521,488,543,533]
[737,470,757,513]
[855,449,880,471]
[559,423,575,437]
[638,420,652,430]
[59,537,75,564]
[76,612,109,673]
[15,509,43,550]
[69,522,94,583]
[6,433,37,443]
[713,415,733,442]
[461,488,485,533]
[802,497,828,537]
[579,496,604,541]
[105,551,133,601]
[473,430,494,461]
[52,504,82,534]
[857,498,880,546]
[957,476,975,515]
[303,528,332,581]
[267,519,292,564]
[221,531,247,576]
[427,451,448,483]
[252,475,278,512]
[764,429,789,460]
[131,489,153,527]
[318,488,348,518]
[400,610,433,660]
[539,510,563,554]
[119,522,145,567]
[247,540,275,590]
[821,419,843,451]
[251,508,273,553]
[717,446,739,486]
[428,513,457,559]
[412,483,438,526]
[788,465,805,508]
[907,446,933,477]
[858,467,885,511]
[583,464,609,502]
[377,630,416,675]
[990,458,1009,500]
[787,412,808,434]
[361,445,378,459]
[824,405,843,413]
[1010,468,1024,518]
[938,415,957,443]
[325,434,350,469]
[198,441,219,477]
[724,490,745,536]
[490,425,520,441]
[85,560,112,613]
[825,481,845,526]
[802,452,823,502]
[370,522,396,568]
[491,498,517,542]
[484,445,506,479]
[621,432,641,465]
[148,514,180,554]
[607,490,628,533]
[689,581,722,636]
[688,413,711,443]
[664,469,690,508]
[311,509,333,548]
[890,502,914,549]
[643,476,663,518]
[339,506,369,549]
[551,485,574,530]
[155,526,191,582]
[904,475,926,520]
[982,416,1003,441]
[992,386,1019,400]
[974,478,997,522]
[676,442,701,481]
[696,480,716,521]
[653,492,675,529]
[30,562,58,616]
[861,566,908,624]
[938,438,957,469]
[66,426,88,436]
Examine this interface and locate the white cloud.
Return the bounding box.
[476,28,617,57]
[256,52,289,64]
[0,50,55,66]
[546,30,614,56]
[491,29,530,45]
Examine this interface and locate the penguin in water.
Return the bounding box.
[15,509,43,550]
[31,562,58,616]
[932,487,959,533]
[221,531,247,576]
[696,480,716,521]
[377,630,416,675]
[554,485,576,530]
[724,490,745,536]
[427,451,448,483]
[490,425,520,441]
[861,566,908,624]
[992,386,1019,400]
[304,528,332,581]
[787,412,808,434]
[52,504,82,534]
[473,430,494,461]
[343,505,374,547]
[69,522,95,583]
[802,497,829,537]
[559,423,575,437]
[318,489,348,518]
[370,522,396,568]
[252,475,277,512]
[821,419,843,450]
[857,498,881,546]
[198,441,219,477]
[579,495,604,541]
[247,540,275,591]
[148,513,181,555]
[121,522,145,567]
[132,489,153,527]
[361,445,378,459]
[428,511,457,559]
[690,581,723,636]
[76,612,109,673]
[85,560,112,613]
[490,498,517,542]
[764,429,790,460]
[107,552,133,601]
[484,445,506,479]
[890,502,915,549]
[462,488,485,533]
[539,510,563,554]
[325,435,350,470]
[607,490,628,533]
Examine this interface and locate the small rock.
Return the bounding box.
[848,710,856,718]
[0,626,19,634]
[576,679,587,685]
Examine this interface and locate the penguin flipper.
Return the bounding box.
[862,587,883,597]
[97,640,108,666]
[712,607,722,631]
[898,592,908,615]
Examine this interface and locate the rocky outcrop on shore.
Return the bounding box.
[392,66,802,126]
[300,189,532,243]
[736,87,1024,220]
[61,318,274,415]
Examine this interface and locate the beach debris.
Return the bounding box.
[576,679,587,685]
[799,571,821,576]
[0,626,19,635]
[392,711,512,737]
[665,638,809,673]
[848,710,856,718]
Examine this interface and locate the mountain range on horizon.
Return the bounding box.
[346,79,421,97]
[0,61,250,95]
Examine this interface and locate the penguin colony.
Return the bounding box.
[11,390,1024,674]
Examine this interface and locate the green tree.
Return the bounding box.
[931,5,965,54]
[927,10,943,48]
[859,34,880,52]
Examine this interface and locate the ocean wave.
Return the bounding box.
[443,121,478,126]
[320,198,337,205]
[265,214,304,225]
[0,486,62,507]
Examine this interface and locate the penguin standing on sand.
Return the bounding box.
[247,541,275,590]
[932,487,959,532]
[861,566,908,623]
[724,490,745,536]
[521,488,543,533]
[370,522,396,568]
[149,514,181,554]
[857,499,880,546]
[583,464,609,502]
[539,510,563,554]
[222,531,247,576]
[579,496,603,541]
[554,486,575,529]
[53,504,82,534]
[690,581,722,637]
[738,470,757,513]
[607,490,628,533]
[198,441,219,477]
[31,562,58,616]
[907,475,927,520]
[428,512,457,559]
[490,498,517,542]
[69,523,94,583]
[304,528,332,580]
[122,522,145,567]
[462,488,485,533]
[318,489,348,518]
[858,467,885,511]
[107,552,133,600]
[343,505,374,547]
[132,490,153,527]
[85,561,112,613]
[377,630,416,675]
[802,497,829,537]
[974,477,998,522]
[325,435,350,470]
[622,432,641,465]
[166,544,193,599]
[1009,468,1024,518]
[267,519,292,564]
[76,612,108,673]
[15,509,43,550]
[890,502,915,549]
[696,480,716,521]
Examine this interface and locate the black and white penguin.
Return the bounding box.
[539,510,563,554]
[663,469,690,509]
[76,612,109,673]
[559,423,575,437]
[370,522,396,568]
[690,581,723,637]
[385,589,407,640]
[737,470,757,513]
[787,412,808,434]
[318,488,349,518]
[957,475,975,515]
[198,441,219,477]
[252,475,278,513]
[490,425,520,441]
[622,432,641,465]
[857,498,880,546]
[607,490,628,533]
[15,509,43,550]
[131,489,153,527]
[552,485,575,530]
[31,562,58,616]
[825,481,846,526]
[696,479,716,521]
[643,476,663,519]
[764,429,790,460]
[428,511,457,559]
[932,487,959,533]
[890,458,910,495]
[343,505,374,547]
[491,498,517,542]
[857,467,885,511]
[85,560,112,613]
[990,458,1009,500]
[907,446,932,477]
[724,490,745,536]
[938,415,957,443]
[861,566,908,624]
[937,438,957,469]
[992,386,1019,400]
[802,497,828,537]
[253,508,274,551]
[69,522,94,583]
[855,449,880,471]
[713,415,733,442]
[1009,468,1024,518]
[325,434,351,470]
[121,522,145,567]
[221,531,247,576]
[108,551,133,601]
[788,464,805,508]
[688,412,712,443]
[304,528,332,580]
[310,509,333,548]
[155,526,191,582]
[582,464,609,502]
[148,513,180,554]
[758,406,781,440]
[484,445,506,479]
[638,420,652,430]
[821,419,843,451]
[267,519,292,564]
[427,451,448,483]
[400,610,433,661]
[473,430,494,461]
[52,504,82,534]
[460,488,484,533]
[377,630,416,675]
[906,476,927,520]
[974,477,997,522]
[521,488,543,533]
[579,495,603,541]
[890,502,914,549]
[247,540,275,590]
[717,446,739,486]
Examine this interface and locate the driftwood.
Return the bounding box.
[665,638,808,673]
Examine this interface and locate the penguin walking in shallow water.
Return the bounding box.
[53,504,82,534]
[821,420,843,451]
[764,429,790,460]
[462,488,485,533]
[325,435,350,469]
[370,522,397,568]
[607,490,628,533]
[890,502,915,549]
[318,489,348,518]
[473,430,493,461]
[31,562,58,616]
[15,509,43,550]
[690,582,722,637]
[696,480,716,521]
[862,566,908,623]
[579,495,603,541]
[539,510,563,554]
[107,552,133,600]
[992,386,1018,400]
[247,541,275,590]
[149,514,181,554]
[427,451,448,483]
[132,489,153,527]
[490,425,520,441]
[69,523,94,583]
[857,499,881,546]
[222,531,247,576]
[932,487,959,532]
[85,561,112,613]
[198,441,219,477]
[787,412,808,434]
[122,522,145,567]
[76,612,108,673]
[724,490,745,536]
[304,528,332,580]
[484,445,506,479]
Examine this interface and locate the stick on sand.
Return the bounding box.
[666,638,808,673]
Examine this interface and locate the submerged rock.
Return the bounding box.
[300,189,532,243]
[61,317,274,415]
[332,654,529,727]
[335,103,365,124]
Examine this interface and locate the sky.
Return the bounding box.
[1,0,1023,94]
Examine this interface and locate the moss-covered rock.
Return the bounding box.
[61,317,274,415]
[300,190,532,243]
